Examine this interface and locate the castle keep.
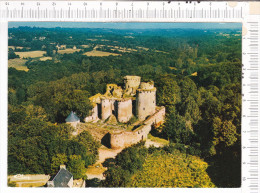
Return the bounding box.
[82,76,165,149]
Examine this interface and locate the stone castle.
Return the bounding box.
[67,75,165,149]
[85,75,159,123]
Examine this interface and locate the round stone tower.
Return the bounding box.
[116,98,132,123]
[136,81,156,121]
[101,98,112,120]
[124,75,141,95]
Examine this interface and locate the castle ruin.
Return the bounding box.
[85,75,159,123]
[83,75,165,149]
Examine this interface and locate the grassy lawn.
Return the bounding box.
[148,134,169,145]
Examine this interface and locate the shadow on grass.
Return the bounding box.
[102,158,116,168]
[101,132,111,148]
[86,178,103,187]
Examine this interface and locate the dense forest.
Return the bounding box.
[8,26,241,187]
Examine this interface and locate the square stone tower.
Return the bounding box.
[124,75,141,95]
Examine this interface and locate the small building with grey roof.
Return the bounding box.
[47,165,73,188]
[65,111,80,130]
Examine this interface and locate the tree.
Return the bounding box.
[156,75,181,107]
[24,104,48,121]
[46,45,55,57]
[102,166,131,187]
[176,58,183,68]
[128,150,215,188]
[115,142,148,174]
[8,117,73,175]
[58,90,92,121]
[213,118,238,147]
[51,153,68,174]
[161,106,192,144]
[8,49,19,59]
[8,89,18,105]
[8,179,16,187]
[67,155,86,179]
[75,131,100,167]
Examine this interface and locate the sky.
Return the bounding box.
[8,22,242,29]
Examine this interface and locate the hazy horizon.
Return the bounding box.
[9,22,242,30]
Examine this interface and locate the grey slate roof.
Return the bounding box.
[65,111,80,122]
[53,168,73,187]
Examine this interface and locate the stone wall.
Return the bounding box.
[110,131,129,149]
[84,104,99,122]
[116,99,132,123]
[110,106,165,149]
[134,124,151,141]
[144,106,165,126]
[67,121,80,129]
[110,131,141,149]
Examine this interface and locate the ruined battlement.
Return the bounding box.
[105,84,123,98]
[136,88,156,93]
[124,75,141,95]
[124,75,141,81]
[139,81,154,90]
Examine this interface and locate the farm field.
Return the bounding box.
[83,50,121,57]
[8,46,16,50]
[8,46,27,50]
[15,51,46,58]
[101,45,138,52]
[115,47,137,52]
[8,58,28,71]
[81,45,90,48]
[57,48,81,54]
[40,57,52,61]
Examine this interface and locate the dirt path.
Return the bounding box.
[86,146,124,180]
[97,146,123,163]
